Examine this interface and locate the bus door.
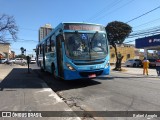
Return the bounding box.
[56,35,64,78]
[42,43,46,70]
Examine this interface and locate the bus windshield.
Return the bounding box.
[65,32,108,60]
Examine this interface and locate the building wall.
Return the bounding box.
[11,51,15,59]
[0,43,11,59]
[39,24,53,42]
[110,44,135,63]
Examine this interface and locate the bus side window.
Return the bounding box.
[41,43,44,54]
[36,46,39,58]
[51,35,55,52]
[47,38,51,52]
[39,45,40,54]
[45,40,48,53]
[36,46,39,55]
[40,44,43,54]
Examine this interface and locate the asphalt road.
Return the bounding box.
[0,64,81,120]
[31,64,160,120]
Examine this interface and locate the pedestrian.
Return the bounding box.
[156,59,160,76]
[142,57,150,75]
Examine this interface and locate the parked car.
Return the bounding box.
[124,59,142,67]
[13,58,27,65]
[30,57,36,64]
[5,59,15,64]
[0,58,7,64]
[148,58,156,67]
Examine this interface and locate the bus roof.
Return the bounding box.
[37,22,105,45]
[62,22,103,26]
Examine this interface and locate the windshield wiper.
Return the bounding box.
[91,31,98,41]
[87,31,98,60]
[90,31,98,49]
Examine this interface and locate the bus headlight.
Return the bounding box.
[105,61,110,68]
[66,63,76,71]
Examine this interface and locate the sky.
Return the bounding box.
[0,0,160,55]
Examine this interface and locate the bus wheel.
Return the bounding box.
[51,64,56,79]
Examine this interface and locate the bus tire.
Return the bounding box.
[51,64,56,79]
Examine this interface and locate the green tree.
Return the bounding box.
[0,14,18,42]
[105,21,132,71]
[15,54,26,59]
[20,47,26,57]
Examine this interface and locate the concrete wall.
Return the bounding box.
[110,45,135,63]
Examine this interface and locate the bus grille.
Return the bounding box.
[79,70,103,77]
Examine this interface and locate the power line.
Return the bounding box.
[126,5,160,23]
[5,38,38,43]
[128,30,160,38]
[124,25,160,43]
[92,0,135,22]
[128,31,160,38]
[19,27,38,31]
[133,17,160,29]
[130,25,160,35]
[131,24,160,33]
[85,0,123,22]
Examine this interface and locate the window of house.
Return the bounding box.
[127,54,130,59]
[111,53,115,58]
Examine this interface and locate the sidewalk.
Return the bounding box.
[0,64,26,81]
[110,65,157,77]
[0,64,81,120]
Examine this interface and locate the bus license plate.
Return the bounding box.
[88,74,96,78]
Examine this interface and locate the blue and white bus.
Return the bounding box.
[36,22,110,80]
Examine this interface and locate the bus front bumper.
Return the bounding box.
[64,67,110,80]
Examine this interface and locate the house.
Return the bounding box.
[0,43,11,59]
[110,44,136,64]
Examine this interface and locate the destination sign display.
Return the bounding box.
[64,23,105,31]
